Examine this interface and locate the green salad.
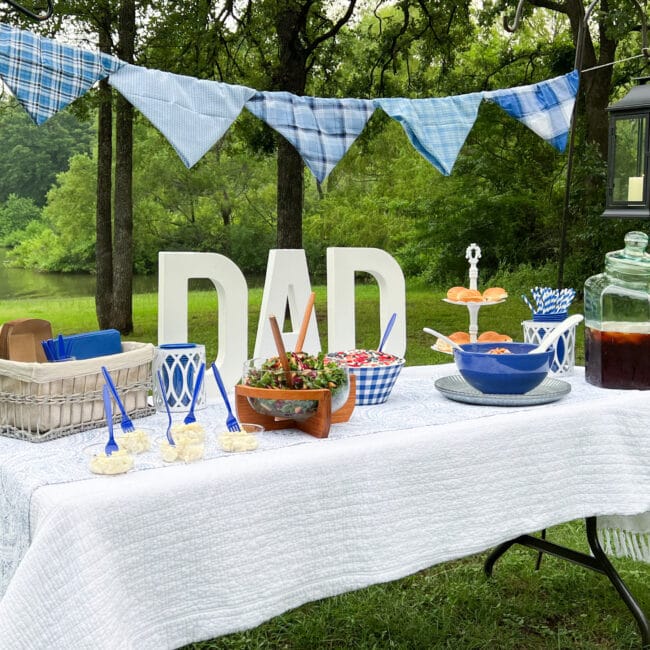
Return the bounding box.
[242,352,349,419]
[243,352,347,391]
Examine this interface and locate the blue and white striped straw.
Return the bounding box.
[521,294,535,314]
[542,287,556,314]
[522,286,576,316]
[531,287,545,314]
[557,288,576,313]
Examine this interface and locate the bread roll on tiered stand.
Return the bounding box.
[443,243,507,343]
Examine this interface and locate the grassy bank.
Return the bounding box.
[2,288,644,649]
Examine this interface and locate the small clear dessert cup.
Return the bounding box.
[158,434,205,463]
[85,444,134,476]
[218,423,263,452]
[115,427,155,454]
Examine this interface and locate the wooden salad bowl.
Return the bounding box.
[234,374,356,438]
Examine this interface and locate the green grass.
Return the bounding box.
[0,282,586,367]
[2,285,645,649]
[182,529,649,649]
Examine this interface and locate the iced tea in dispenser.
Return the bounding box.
[584,231,650,389]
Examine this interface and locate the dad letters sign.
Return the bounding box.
[158,248,406,397]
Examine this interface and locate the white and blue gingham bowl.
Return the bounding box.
[328,353,405,405]
[351,360,404,405]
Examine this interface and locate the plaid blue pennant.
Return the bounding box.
[484,70,579,152]
[109,64,255,168]
[0,23,123,125]
[375,93,484,175]
[0,21,580,164]
[245,92,376,182]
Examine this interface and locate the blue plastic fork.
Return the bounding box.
[101,366,135,433]
[211,362,241,432]
[102,384,119,456]
[157,370,175,446]
[183,362,205,425]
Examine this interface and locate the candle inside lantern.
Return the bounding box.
[628,176,644,201]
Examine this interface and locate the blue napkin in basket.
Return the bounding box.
[44,329,121,361]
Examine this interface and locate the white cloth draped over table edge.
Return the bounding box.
[0,364,648,650]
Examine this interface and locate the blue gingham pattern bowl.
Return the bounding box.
[348,358,405,405]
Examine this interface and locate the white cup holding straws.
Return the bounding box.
[521,288,578,376]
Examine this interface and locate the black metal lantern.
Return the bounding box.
[603,77,650,218]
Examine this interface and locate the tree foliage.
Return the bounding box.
[2,1,648,295]
[0,98,93,206]
[7,155,96,271]
[141,0,478,250]
[0,195,41,246]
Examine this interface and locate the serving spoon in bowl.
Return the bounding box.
[422,327,464,352]
[529,314,584,354]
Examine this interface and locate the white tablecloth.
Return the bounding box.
[0,365,649,649]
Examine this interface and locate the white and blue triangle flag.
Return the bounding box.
[484,70,579,152]
[0,23,123,125]
[375,93,484,175]
[109,63,256,167]
[245,92,376,182]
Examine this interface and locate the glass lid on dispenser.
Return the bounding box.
[605,231,650,277]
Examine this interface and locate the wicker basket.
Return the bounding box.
[0,342,155,442]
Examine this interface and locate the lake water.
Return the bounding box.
[0,248,158,300]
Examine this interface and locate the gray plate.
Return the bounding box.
[434,374,571,406]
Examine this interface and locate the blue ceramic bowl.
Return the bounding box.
[453,342,552,394]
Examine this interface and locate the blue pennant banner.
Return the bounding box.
[0,22,580,176]
[0,23,123,125]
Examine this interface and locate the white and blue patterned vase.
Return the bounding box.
[153,343,206,412]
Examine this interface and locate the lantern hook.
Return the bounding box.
[505,1,648,69]
[2,0,53,21]
[503,0,526,33]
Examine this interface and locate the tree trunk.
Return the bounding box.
[581,11,616,160]
[112,0,136,334]
[273,6,308,249]
[113,93,134,333]
[95,32,113,330]
[583,65,614,159]
[276,137,304,248]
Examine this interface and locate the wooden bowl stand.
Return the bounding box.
[234,374,356,438]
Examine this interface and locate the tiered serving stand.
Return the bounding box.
[442,243,506,343]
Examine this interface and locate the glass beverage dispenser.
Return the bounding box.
[584,231,650,388]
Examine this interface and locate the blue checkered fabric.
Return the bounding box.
[350,360,405,406]
[110,64,255,168]
[484,70,579,152]
[375,93,484,175]
[245,92,376,182]
[0,23,123,125]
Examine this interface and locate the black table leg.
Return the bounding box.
[585,517,650,648]
[484,517,649,649]
[484,538,519,578]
